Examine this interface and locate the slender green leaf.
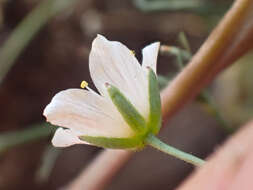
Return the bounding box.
[107,85,147,133]
[80,135,144,149]
[147,69,161,134]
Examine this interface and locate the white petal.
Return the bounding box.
[52,128,88,147]
[89,35,149,118]
[43,89,134,138]
[142,42,160,74]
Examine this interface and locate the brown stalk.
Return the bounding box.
[66,150,133,190]
[177,120,253,190]
[161,0,253,119]
[66,0,253,189]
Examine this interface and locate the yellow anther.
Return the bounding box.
[130,50,136,56]
[80,81,88,89]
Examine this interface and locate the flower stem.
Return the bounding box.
[145,134,205,166]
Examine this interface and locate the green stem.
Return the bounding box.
[36,145,61,183]
[178,32,192,54]
[0,123,55,153]
[145,134,205,166]
[0,0,77,83]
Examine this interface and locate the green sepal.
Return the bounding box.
[79,135,145,149]
[107,84,147,133]
[147,68,162,134]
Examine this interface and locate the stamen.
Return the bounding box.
[80,81,88,89]
[130,50,136,56]
[80,80,98,96]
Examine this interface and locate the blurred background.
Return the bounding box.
[1,0,253,189]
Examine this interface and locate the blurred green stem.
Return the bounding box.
[0,123,55,153]
[36,145,61,183]
[0,0,77,83]
[133,0,228,15]
[178,32,192,54]
[160,45,191,69]
[133,0,204,12]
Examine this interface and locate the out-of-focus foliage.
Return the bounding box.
[132,0,231,32]
[0,0,77,83]
[214,51,253,127]
[132,0,229,15]
[0,123,55,153]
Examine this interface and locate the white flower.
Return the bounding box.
[43,35,160,149]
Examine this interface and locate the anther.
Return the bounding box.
[80,81,88,89]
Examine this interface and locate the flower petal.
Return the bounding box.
[89,35,149,118]
[43,89,134,138]
[142,42,160,74]
[52,128,88,147]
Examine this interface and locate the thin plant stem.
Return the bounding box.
[177,34,230,131]
[36,145,61,183]
[145,134,205,166]
[178,32,192,53]
[165,36,230,132]
[132,0,228,14]
[0,0,77,83]
[0,123,55,153]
